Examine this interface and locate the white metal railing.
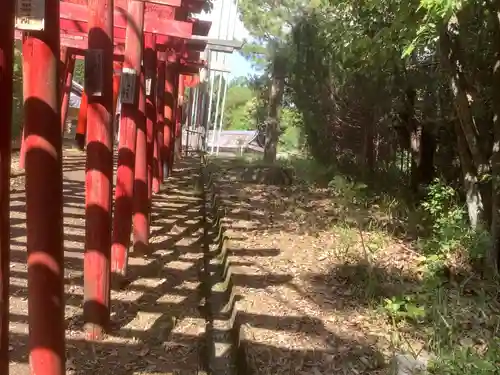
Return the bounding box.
[182,126,206,152]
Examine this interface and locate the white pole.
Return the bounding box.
[216,0,225,42]
[214,0,239,154]
[211,74,223,153]
[207,0,240,154]
[230,0,239,39]
[223,0,233,40]
[214,0,225,75]
[216,73,229,156]
[212,0,234,154]
[197,85,204,150]
[192,86,198,129]
[193,86,200,150]
[206,69,216,150]
[185,89,192,154]
[208,0,227,154]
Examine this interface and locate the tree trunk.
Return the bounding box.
[438,22,488,228]
[363,112,375,180]
[395,88,435,193]
[455,120,484,228]
[263,52,286,164]
[439,23,488,173]
[486,0,500,268]
[410,127,436,193]
[418,128,436,186]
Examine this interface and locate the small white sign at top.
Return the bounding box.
[145,77,152,96]
[121,67,137,105]
[15,0,45,31]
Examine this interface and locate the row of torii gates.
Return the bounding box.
[0,0,230,373]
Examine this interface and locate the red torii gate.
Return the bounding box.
[0,0,211,373]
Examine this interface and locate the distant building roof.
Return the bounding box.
[207,130,263,152]
[68,80,122,114]
[69,80,83,109]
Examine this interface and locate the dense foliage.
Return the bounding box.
[12,46,23,139]
[232,0,500,371]
[236,0,500,256]
[287,0,500,254]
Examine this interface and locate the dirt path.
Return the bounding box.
[210,160,413,375]
[8,150,418,374]
[9,148,207,374]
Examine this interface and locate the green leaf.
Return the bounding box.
[405,304,426,319]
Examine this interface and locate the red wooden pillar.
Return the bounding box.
[144,33,156,206]
[111,0,145,280]
[152,127,160,193]
[59,47,68,95]
[154,53,166,191]
[19,37,30,171]
[61,54,76,133]
[83,0,114,340]
[20,43,69,168]
[21,45,72,166]
[163,62,175,178]
[22,0,65,372]
[75,91,88,150]
[168,72,177,173]
[112,62,122,143]
[19,127,26,169]
[133,67,149,254]
[174,73,184,165]
[112,62,122,115]
[0,0,14,371]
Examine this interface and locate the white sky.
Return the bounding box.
[197,0,256,79]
